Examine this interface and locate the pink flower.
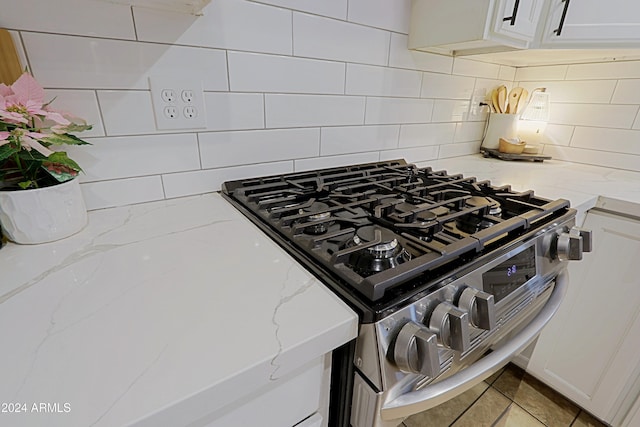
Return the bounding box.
[0,131,9,147]
[0,73,70,126]
[7,128,53,157]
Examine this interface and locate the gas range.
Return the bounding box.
[221,159,591,427]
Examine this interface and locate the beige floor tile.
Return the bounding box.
[492,365,580,427]
[485,366,506,385]
[571,411,609,427]
[404,382,489,427]
[451,388,511,427]
[494,403,546,427]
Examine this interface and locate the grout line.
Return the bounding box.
[93,89,109,137]
[130,6,139,41]
[17,31,34,74]
[195,133,203,169]
[491,402,513,427]
[225,50,231,91]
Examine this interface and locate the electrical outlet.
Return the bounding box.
[468,89,490,120]
[149,76,207,130]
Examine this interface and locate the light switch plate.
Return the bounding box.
[149,76,207,130]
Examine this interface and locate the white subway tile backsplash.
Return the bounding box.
[388,34,453,74]
[68,134,200,182]
[199,128,319,168]
[549,103,639,129]
[265,94,365,128]
[162,161,294,199]
[379,146,439,163]
[498,66,516,82]
[519,80,616,104]
[345,64,422,97]
[543,145,640,172]
[454,122,485,143]
[398,123,456,147]
[80,176,165,210]
[0,0,135,39]
[23,33,228,91]
[250,0,347,19]
[294,152,380,171]
[452,59,500,79]
[365,97,434,125]
[566,60,640,80]
[421,72,475,99]
[431,100,471,123]
[8,31,28,74]
[228,52,345,94]
[570,127,640,156]
[438,141,482,159]
[612,80,640,104]
[514,65,568,82]
[347,0,411,33]
[204,93,265,131]
[542,124,574,146]
[293,12,390,66]
[134,0,292,55]
[321,125,399,155]
[45,90,105,137]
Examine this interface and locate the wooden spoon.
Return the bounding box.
[507,87,523,114]
[497,85,507,114]
[491,88,500,114]
[516,88,529,114]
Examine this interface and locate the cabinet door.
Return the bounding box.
[540,0,640,47]
[527,210,640,423]
[493,0,545,41]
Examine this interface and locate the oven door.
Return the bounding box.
[350,270,568,427]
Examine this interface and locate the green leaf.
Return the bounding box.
[0,144,19,162]
[45,151,82,171]
[42,151,82,183]
[64,123,93,134]
[41,133,90,146]
[18,180,34,190]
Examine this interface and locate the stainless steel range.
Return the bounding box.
[221,159,591,427]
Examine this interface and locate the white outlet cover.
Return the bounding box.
[149,76,207,130]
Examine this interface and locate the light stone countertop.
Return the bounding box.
[0,193,358,427]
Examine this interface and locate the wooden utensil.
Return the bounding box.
[497,85,507,114]
[491,88,500,114]
[0,29,23,85]
[516,88,529,114]
[507,87,523,114]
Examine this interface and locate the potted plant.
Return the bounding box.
[0,72,91,244]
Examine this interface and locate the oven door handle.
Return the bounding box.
[380,271,568,421]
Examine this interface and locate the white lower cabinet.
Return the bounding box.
[527,208,640,424]
[200,355,330,427]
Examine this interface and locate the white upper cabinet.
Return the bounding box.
[408,0,545,56]
[539,0,640,48]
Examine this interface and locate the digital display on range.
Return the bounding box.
[482,246,536,303]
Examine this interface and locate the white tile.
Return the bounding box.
[81,176,165,211]
[320,125,399,155]
[570,127,640,156]
[549,103,638,128]
[345,64,422,97]
[432,100,471,123]
[134,0,292,54]
[473,78,513,100]
[452,59,500,79]
[388,34,453,73]
[228,52,345,94]
[204,92,265,131]
[265,94,365,128]
[612,80,640,104]
[499,66,516,82]
[23,33,228,91]
[251,0,347,19]
[379,146,439,163]
[421,72,475,99]
[0,0,135,39]
[514,65,568,82]
[634,111,640,130]
[199,128,319,168]
[365,97,434,124]
[294,152,380,171]
[293,12,390,66]
[566,60,640,80]
[8,31,28,74]
[163,161,294,199]
[45,90,105,137]
[541,124,574,146]
[518,80,616,104]
[398,123,456,147]
[543,145,640,172]
[347,0,411,33]
[454,122,485,143]
[68,134,200,182]
[438,141,481,158]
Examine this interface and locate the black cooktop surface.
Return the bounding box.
[222,160,570,322]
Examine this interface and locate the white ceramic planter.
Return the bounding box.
[0,178,87,244]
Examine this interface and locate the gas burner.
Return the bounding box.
[348,226,411,276]
[466,196,502,216]
[455,215,495,235]
[298,202,332,235]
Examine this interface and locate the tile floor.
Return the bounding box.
[403,364,609,427]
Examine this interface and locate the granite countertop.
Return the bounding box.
[0,193,358,427]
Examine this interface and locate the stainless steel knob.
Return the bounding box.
[555,226,592,261]
[458,287,496,331]
[393,321,440,378]
[428,302,470,352]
